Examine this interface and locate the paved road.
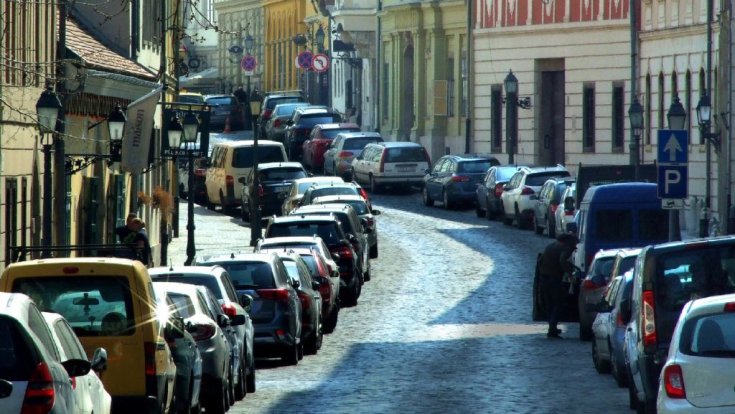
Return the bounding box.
[168,186,632,413]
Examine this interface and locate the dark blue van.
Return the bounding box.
[572,183,669,273]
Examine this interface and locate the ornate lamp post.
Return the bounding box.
[35,85,62,257]
[666,96,687,241]
[627,98,644,181]
[181,111,200,265]
[697,93,713,237]
[107,105,126,163]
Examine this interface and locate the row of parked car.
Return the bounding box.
[574,235,735,414]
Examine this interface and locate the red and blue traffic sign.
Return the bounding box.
[241,54,257,72]
[297,50,314,69]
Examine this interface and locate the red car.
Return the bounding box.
[301,123,360,172]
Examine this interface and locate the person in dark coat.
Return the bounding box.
[537,233,578,338]
[115,213,138,244]
[129,218,152,267]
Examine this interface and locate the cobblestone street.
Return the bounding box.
[168,189,631,413]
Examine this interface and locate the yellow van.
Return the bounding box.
[0,257,176,414]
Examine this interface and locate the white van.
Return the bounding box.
[205,140,288,212]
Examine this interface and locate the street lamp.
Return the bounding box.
[666,97,687,241]
[35,84,62,257]
[696,92,716,237]
[504,70,518,164]
[181,111,199,265]
[107,105,126,163]
[244,34,254,54]
[315,25,325,53]
[628,97,644,180]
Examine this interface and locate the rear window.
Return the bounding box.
[308,187,359,200]
[232,145,285,168]
[385,147,427,163]
[619,255,637,275]
[526,171,570,186]
[344,138,382,150]
[167,293,196,318]
[210,262,275,289]
[151,275,223,300]
[13,277,135,337]
[266,96,301,110]
[458,160,494,173]
[261,168,307,182]
[299,255,318,276]
[299,115,341,126]
[316,199,369,215]
[654,246,735,344]
[275,103,307,115]
[679,313,735,357]
[589,256,615,280]
[267,222,341,245]
[496,168,519,181]
[320,128,360,139]
[179,95,204,104]
[595,210,633,241]
[638,210,669,240]
[0,317,37,380]
[206,97,235,106]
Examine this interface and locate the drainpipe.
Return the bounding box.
[464,0,472,153]
[376,0,382,132]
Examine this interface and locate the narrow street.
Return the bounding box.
[172,188,631,413]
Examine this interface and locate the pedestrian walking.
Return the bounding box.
[537,232,578,338]
[115,213,138,244]
[128,218,152,267]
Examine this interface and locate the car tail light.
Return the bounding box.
[358,188,370,201]
[565,210,575,216]
[520,186,535,195]
[221,303,238,318]
[364,217,375,229]
[21,362,55,414]
[62,266,79,274]
[318,280,331,301]
[257,288,290,302]
[189,323,216,341]
[494,183,505,198]
[274,119,282,128]
[262,109,273,119]
[581,279,599,290]
[663,364,686,399]
[226,175,235,186]
[298,291,311,311]
[550,203,559,214]
[616,310,626,327]
[642,290,657,348]
[70,377,76,390]
[333,245,353,260]
[450,175,470,182]
[422,147,431,164]
[144,342,157,376]
[724,302,735,312]
[379,150,386,173]
[257,184,264,197]
[194,168,207,177]
[337,150,353,158]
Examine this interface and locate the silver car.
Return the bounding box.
[264,102,311,142]
[0,292,91,414]
[323,132,384,180]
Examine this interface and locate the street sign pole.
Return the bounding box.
[657,129,688,241]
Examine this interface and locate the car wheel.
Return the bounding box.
[500,204,512,225]
[514,205,524,229]
[422,187,434,207]
[592,340,611,374]
[443,191,453,209]
[323,305,339,334]
[282,342,299,366]
[205,194,215,211]
[226,365,235,408]
[547,216,557,239]
[475,203,484,217]
[369,243,378,259]
[485,197,495,220]
[579,326,593,341]
[369,175,380,193]
[611,350,628,388]
[628,368,638,410]
[205,379,227,414]
[363,266,371,282]
[297,342,304,360]
[534,215,544,235]
[234,360,246,400]
[305,326,322,355]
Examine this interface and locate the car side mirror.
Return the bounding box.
[292,278,301,289]
[372,209,381,215]
[620,298,632,324]
[61,358,92,378]
[424,168,431,174]
[229,314,246,326]
[217,314,231,328]
[90,347,108,373]
[287,120,294,126]
[240,294,253,312]
[311,280,321,290]
[238,177,246,184]
[503,184,511,191]
[331,253,340,261]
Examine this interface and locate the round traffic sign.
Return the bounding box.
[297,50,314,69]
[240,54,257,72]
[312,53,330,73]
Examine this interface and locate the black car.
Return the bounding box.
[283,107,342,161]
[422,154,500,209]
[275,252,323,355]
[204,94,244,131]
[532,176,576,238]
[238,161,309,221]
[258,92,304,138]
[474,165,529,219]
[264,215,362,307]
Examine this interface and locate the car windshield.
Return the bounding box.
[654,246,735,344]
[679,313,735,357]
[179,95,204,104]
[343,138,382,150]
[275,103,308,115]
[232,146,284,168]
[267,222,341,245]
[12,277,135,337]
[205,262,275,289]
[385,147,427,163]
[151,275,223,300]
[166,293,197,318]
[299,115,341,126]
[306,187,358,201]
[458,160,494,173]
[0,316,36,380]
[206,97,234,106]
[261,168,307,182]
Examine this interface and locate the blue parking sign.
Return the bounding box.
[657,165,688,199]
[657,130,688,164]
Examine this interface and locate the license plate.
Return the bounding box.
[397,166,414,172]
[275,186,289,192]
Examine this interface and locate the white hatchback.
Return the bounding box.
[657,293,735,413]
[498,165,570,229]
[350,141,431,193]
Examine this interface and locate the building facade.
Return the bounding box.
[213,0,265,95]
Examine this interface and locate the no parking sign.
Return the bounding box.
[297,50,313,70]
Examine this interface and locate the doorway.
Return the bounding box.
[538,60,565,166]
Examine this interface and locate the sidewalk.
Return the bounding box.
[166,200,257,266]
